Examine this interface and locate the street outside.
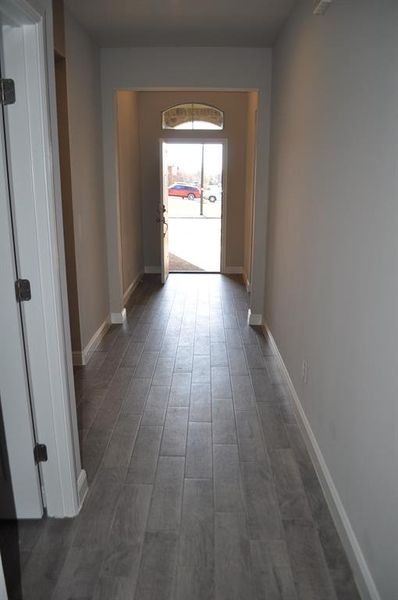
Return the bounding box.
[168,195,221,219]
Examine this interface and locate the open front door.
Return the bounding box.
[159,142,169,283]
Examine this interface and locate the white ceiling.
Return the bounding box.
[64,0,296,47]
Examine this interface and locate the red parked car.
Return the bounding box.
[168,183,201,200]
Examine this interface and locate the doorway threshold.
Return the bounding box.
[170,271,221,274]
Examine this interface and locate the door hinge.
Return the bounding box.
[15,278,31,302]
[34,444,48,464]
[0,79,16,106]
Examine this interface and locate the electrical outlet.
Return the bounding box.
[302,360,308,384]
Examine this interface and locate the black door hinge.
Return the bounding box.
[34,444,48,464]
[0,79,15,106]
[15,279,31,302]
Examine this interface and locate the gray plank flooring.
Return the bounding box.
[13,274,360,600]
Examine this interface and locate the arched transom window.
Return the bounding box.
[161,103,224,130]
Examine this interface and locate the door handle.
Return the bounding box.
[156,206,167,221]
[156,216,168,235]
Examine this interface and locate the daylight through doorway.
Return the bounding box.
[165,143,223,272]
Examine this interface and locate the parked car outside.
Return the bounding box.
[168,183,201,200]
[203,184,221,203]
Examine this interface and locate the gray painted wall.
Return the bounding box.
[244,91,258,285]
[65,10,109,349]
[265,1,398,597]
[116,91,144,296]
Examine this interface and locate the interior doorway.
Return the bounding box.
[161,141,224,274]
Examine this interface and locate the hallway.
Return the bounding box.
[19,274,358,599]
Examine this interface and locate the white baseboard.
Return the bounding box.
[144,266,161,274]
[248,309,262,325]
[72,316,110,366]
[72,273,142,367]
[77,469,88,510]
[123,270,144,305]
[111,308,127,324]
[264,324,381,600]
[223,266,244,274]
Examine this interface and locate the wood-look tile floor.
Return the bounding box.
[16,275,360,599]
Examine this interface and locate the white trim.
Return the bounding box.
[145,266,161,274]
[247,309,262,325]
[35,14,80,517]
[77,469,88,509]
[159,141,170,282]
[220,141,228,274]
[264,324,381,600]
[0,553,7,600]
[72,316,110,366]
[123,270,144,304]
[111,308,127,324]
[223,266,244,274]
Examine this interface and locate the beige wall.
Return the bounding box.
[116,91,143,296]
[65,10,109,350]
[138,90,250,269]
[265,0,398,597]
[243,91,258,285]
[54,55,81,352]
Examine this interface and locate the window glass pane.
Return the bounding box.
[192,120,221,130]
[173,121,194,130]
[162,103,223,130]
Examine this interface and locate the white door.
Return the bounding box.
[0,78,43,518]
[159,142,169,284]
[0,0,82,519]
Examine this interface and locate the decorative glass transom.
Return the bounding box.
[161,103,224,130]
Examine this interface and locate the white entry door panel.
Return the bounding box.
[159,142,169,283]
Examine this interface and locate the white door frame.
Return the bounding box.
[0,553,7,600]
[159,141,170,283]
[159,137,227,274]
[0,0,84,517]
